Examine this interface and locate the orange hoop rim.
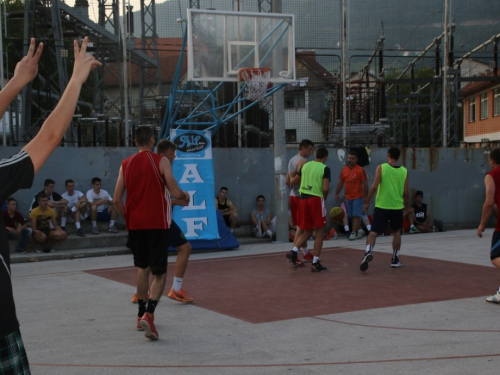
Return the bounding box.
[239,68,272,82]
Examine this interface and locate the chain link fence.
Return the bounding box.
[1,0,500,148]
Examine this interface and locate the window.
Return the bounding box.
[285,129,297,142]
[494,88,500,117]
[284,91,305,109]
[469,96,476,122]
[480,92,488,120]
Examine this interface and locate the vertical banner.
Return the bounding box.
[170,129,219,240]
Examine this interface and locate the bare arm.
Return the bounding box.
[113,167,126,218]
[335,179,344,201]
[0,38,43,120]
[424,206,431,224]
[30,217,38,233]
[403,173,409,209]
[363,165,382,213]
[171,198,189,207]
[23,37,102,174]
[362,179,369,202]
[50,215,61,230]
[250,211,258,226]
[160,157,188,201]
[289,159,306,186]
[322,178,330,200]
[478,174,495,237]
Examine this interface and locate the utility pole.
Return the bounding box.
[272,0,288,243]
[342,0,347,147]
[0,4,5,146]
[442,0,449,147]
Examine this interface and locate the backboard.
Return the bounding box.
[187,9,296,83]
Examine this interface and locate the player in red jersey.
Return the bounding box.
[478,148,500,303]
[114,126,189,340]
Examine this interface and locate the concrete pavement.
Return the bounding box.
[10,229,500,374]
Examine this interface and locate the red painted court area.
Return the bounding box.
[86,247,497,324]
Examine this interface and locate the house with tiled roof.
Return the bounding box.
[461,70,500,146]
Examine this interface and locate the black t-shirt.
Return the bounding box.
[30,190,63,211]
[412,203,427,224]
[0,151,34,337]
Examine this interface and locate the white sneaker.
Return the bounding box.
[356,230,365,240]
[486,291,500,303]
[348,232,356,241]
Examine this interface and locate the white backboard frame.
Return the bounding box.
[187,9,296,83]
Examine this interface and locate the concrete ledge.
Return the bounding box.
[10,246,132,264]
[8,221,127,253]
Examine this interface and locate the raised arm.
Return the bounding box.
[0,38,43,119]
[23,37,101,173]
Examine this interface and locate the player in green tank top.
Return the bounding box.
[359,147,409,272]
[287,147,331,272]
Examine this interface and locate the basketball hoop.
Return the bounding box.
[239,68,271,101]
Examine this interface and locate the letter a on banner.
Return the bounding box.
[170,129,219,240]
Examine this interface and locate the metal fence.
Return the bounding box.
[1,0,500,148]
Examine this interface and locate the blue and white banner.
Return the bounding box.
[170,129,219,240]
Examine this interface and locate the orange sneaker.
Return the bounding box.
[136,316,144,331]
[139,312,158,340]
[167,288,194,303]
[131,292,150,303]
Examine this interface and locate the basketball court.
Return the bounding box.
[11,229,500,374]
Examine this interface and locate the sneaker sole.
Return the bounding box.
[285,252,297,270]
[139,320,158,340]
[360,254,373,272]
[167,294,194,304]
[391,263,403,268]
[486,297,500,303]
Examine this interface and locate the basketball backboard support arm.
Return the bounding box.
[159,26,288,140]
[160,8,295,140]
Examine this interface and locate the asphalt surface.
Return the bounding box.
[11,229,500,375]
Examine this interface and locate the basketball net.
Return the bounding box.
[239,68,271,102]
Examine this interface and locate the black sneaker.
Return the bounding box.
[391,256,403,268]
[42,246,51,253]
[16,249,27,254]
[360,251,373,272]
[286,250,298,270]
[311,261,327,272]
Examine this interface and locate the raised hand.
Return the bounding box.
[70,37,102,86]
[12,38,43,86]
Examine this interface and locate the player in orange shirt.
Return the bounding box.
[335,151,368,240]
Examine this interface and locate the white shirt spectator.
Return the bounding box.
[62,190,85,209]
[86,189,113,213]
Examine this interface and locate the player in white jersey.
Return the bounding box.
[286,139,314,264]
